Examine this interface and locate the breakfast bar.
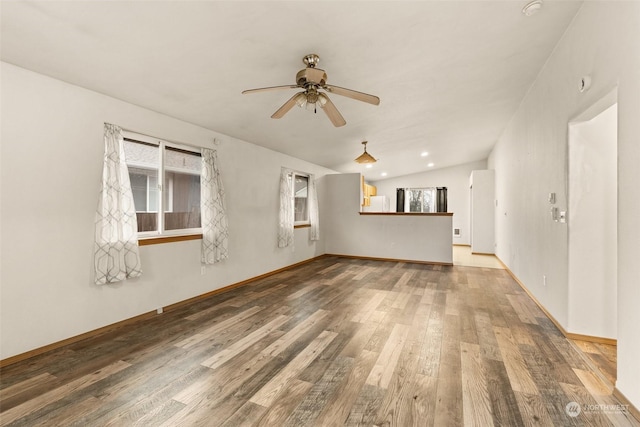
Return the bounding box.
[321,174,454,265]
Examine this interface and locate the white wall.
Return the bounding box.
[568,103,617,339]
[0,62,335,360]
[322,174,453,264]
[470,169,495,254]
[371,160,487,245]
[488,2,640,407]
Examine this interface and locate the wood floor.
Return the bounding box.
[572,339,618,387]
[1,256,637,426]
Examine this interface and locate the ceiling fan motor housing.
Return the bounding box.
[296,68,327,87]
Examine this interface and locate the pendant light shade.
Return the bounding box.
[355,141,377,164]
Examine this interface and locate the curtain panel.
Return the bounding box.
[309,175,320,241]
[278,167,295,248]
[201,148,229,264]
[94,123,142,285]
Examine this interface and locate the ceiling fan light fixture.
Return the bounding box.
[522,0,543,16]
[355,141,377,164]
[295,92,307,108]
[242,53,379,127]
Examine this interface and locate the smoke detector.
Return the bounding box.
[522,0,543,16]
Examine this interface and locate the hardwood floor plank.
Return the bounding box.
[474,311,503,362]
[201,314,290,369]
[351,291,387,323]
[560,381,614,427]
[409,374,438,427]
[525,325,583,387]
[365,323,410,389]
[418,302,444,377]
[249,330,337,407]
[297,323,358,385]
[433,313,463,427]
[518,343,578,425]
[171,331,284,407]
[573,368,611,397]
[467,272,482,289]
[283,356,355,426]
[352,266,376,281]
[393,271,415,290]
[0,372,58,412]
[484,358,525,427]
[506,294,539,325]
[255,379,313,427]
[285,282,325,301]
[0,360,130,425]
[174,305,264,349]
[460,304,479,345]
[1,256,632,427]
[409,302,432,344]
[460,342,494,427]
[184,298,246,322]
[220,401,267,427]
[501,306,536,346]
[313,349,378,426]
[373,338,422,427]
[31,396,103,427]
[106,398,186,427]
[343,383,386,426]
[161,351,288,427]
[514,391,556,427]
[493,326,539,394]
[339,322,378,359]
[548,333,590,371]
[71,362,211,426]
[260,309,328,357]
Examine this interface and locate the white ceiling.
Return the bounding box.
[1,0,582,180]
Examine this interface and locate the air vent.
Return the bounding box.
[454,228,461,237]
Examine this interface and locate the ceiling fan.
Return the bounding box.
[242,54,380,127]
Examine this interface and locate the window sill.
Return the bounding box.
[294,224,311,229]
[359,212,453,216]
[138,234,202,246]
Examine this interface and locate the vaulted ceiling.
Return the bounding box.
[1,1,582,180]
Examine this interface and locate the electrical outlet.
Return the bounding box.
[201,265,206,276]
[543,275,547,287]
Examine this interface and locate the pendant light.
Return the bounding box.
[354,141,377,164]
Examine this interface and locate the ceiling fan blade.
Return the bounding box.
[242,85,299,95]
[318,93,346,127]
[271,92,304,119]
[323,85,380,105]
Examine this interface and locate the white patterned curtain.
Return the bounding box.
[308,175,320,241]
[94,123,142,285]
[278,167,294,248]
[201,148,229,264]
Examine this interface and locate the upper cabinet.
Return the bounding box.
[361,175,377,207]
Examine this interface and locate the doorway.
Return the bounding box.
[568,93,618,381]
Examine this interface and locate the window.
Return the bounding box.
[293,174,309,225]
[398,187,448,213]
[406,188,436,213]
[123,132,201,237]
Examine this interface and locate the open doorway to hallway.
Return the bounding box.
[568,93,618,385]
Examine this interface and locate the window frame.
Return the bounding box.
[122,131,203,241]
[292,172,311,227]
[405,187,437,213]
